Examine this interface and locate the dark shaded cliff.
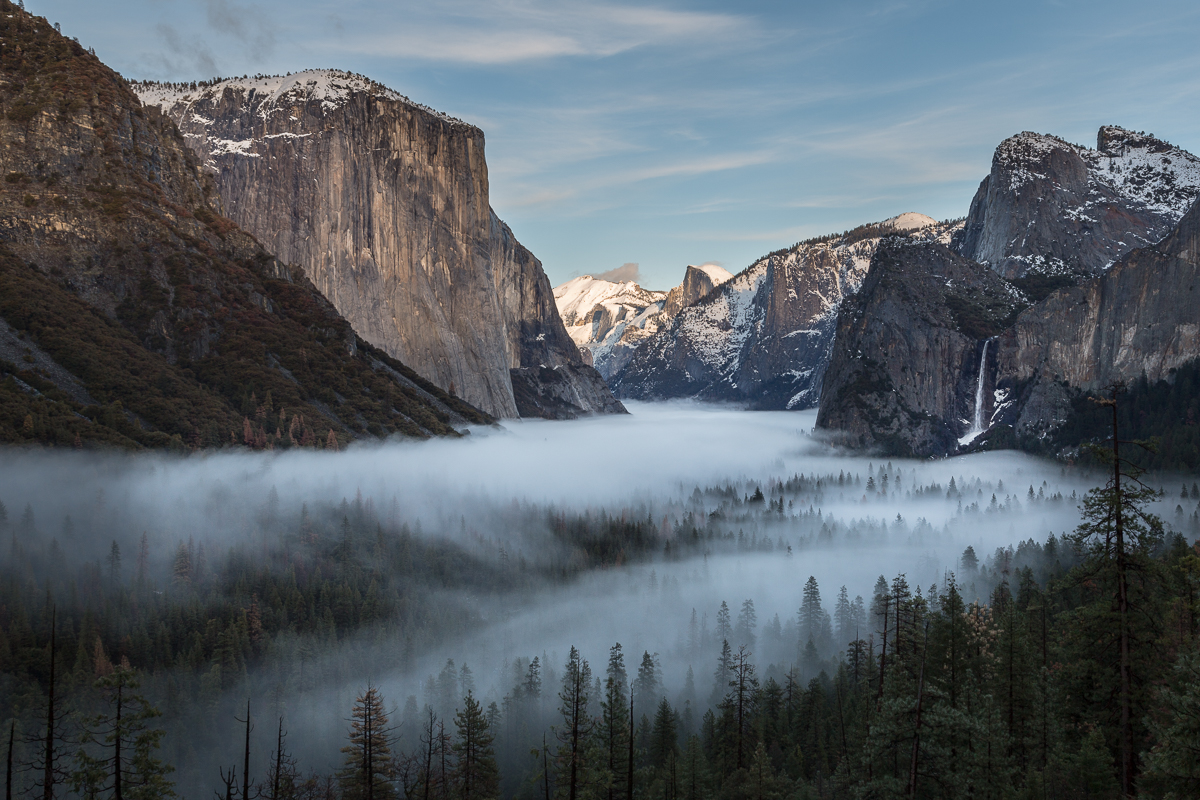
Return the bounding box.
[0,3,490,448]
[954,127,1199,279]
[992,196,1200,445]
[818,198,1200,457]
[136,72,623,420]
[815,239,1026,455]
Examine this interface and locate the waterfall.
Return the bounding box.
[959,339,991,446]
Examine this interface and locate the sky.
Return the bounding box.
[36,0,1200,289]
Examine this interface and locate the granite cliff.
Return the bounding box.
[991,196,1200,445]
[814,239,1027,456]
[954,126,1200,280]
[818,127,1200,456]
[613,214,957,409]
[0,4,491,447]
[136,72,623,420]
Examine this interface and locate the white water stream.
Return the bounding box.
[958,338,991,446]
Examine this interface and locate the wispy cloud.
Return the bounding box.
[323,0,755,64]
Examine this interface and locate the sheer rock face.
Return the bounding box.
[817,197,1200,456]
[613,217,956,410]
[954,126,1200,279]
[136,72,622,419]
[0,11,491,445]
[662,265,732,318]
[815,239,1025,456]
[993,196,1200,442]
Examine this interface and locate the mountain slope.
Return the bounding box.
[612,214,956,409]
[553,263,733,380]
[954,126,1200,280]
[136,71,624,420]
[0,2,490,448]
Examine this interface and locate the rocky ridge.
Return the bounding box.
[818,127,1200,457]
[553,263,732,380]
[992,196,1200,445]
[135,71,623,420]
[613,214,958,409]
[954,126,1200,279]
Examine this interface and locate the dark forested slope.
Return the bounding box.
[0,1,490,448]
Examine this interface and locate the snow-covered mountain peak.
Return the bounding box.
[882,212,938,232]
[688,263,734,286]
[553,276,666,328]
[133,69,474,129]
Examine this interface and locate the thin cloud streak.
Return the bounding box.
[319,0,757,64]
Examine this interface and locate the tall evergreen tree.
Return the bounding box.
[556,647,593,800]
[69,666,176,799]
[1068,383,1165,797]
[339,684,396,800]
[452,691,498,800]
[600,644,630,800]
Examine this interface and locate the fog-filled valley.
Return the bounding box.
[4,403,1199,798]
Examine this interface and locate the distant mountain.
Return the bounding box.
[135,71,624,420]
[554,263,732,379]
[818,127,1200,457]
[0,4,491,448]
[612,214,958,409]
[954,126,1200,281]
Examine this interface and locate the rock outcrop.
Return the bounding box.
[818,195,1200,457]
[818,127,1200,457]
[135,71,623,419]
[0,5,491,448]
[663,264,734,318]
[613,215,956,409]
[954,127,1200,279]
[553,263,732,380]
[992,196,1200,444]
[814,238,1027,456]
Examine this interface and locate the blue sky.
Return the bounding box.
[41,0,1200,289]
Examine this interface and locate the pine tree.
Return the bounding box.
[600,644,630,800]
[556,647,593,800]
[648,697,678,769]
[1067,383,1165,797]
[69,666,176,799]
[715,601,732,643]
[632,651,661,721]
[452,691,498,800]
[339,684,396,800]
[799,576,823,650]
[735,599,757,649]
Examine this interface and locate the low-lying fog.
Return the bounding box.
[4,401,1195,783]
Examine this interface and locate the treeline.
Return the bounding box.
[186,521,1198,800]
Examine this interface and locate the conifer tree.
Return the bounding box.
[1068,383,1165,797]
[600,644,630,800]
[340,684,396,800]
[452,691,497,800]
[70,666,176,799]
[556,647,592,800]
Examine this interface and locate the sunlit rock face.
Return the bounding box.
[613,215,958,410]
[553,263,733,382]
[954,126,1200,279]
[137,71,622,419]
